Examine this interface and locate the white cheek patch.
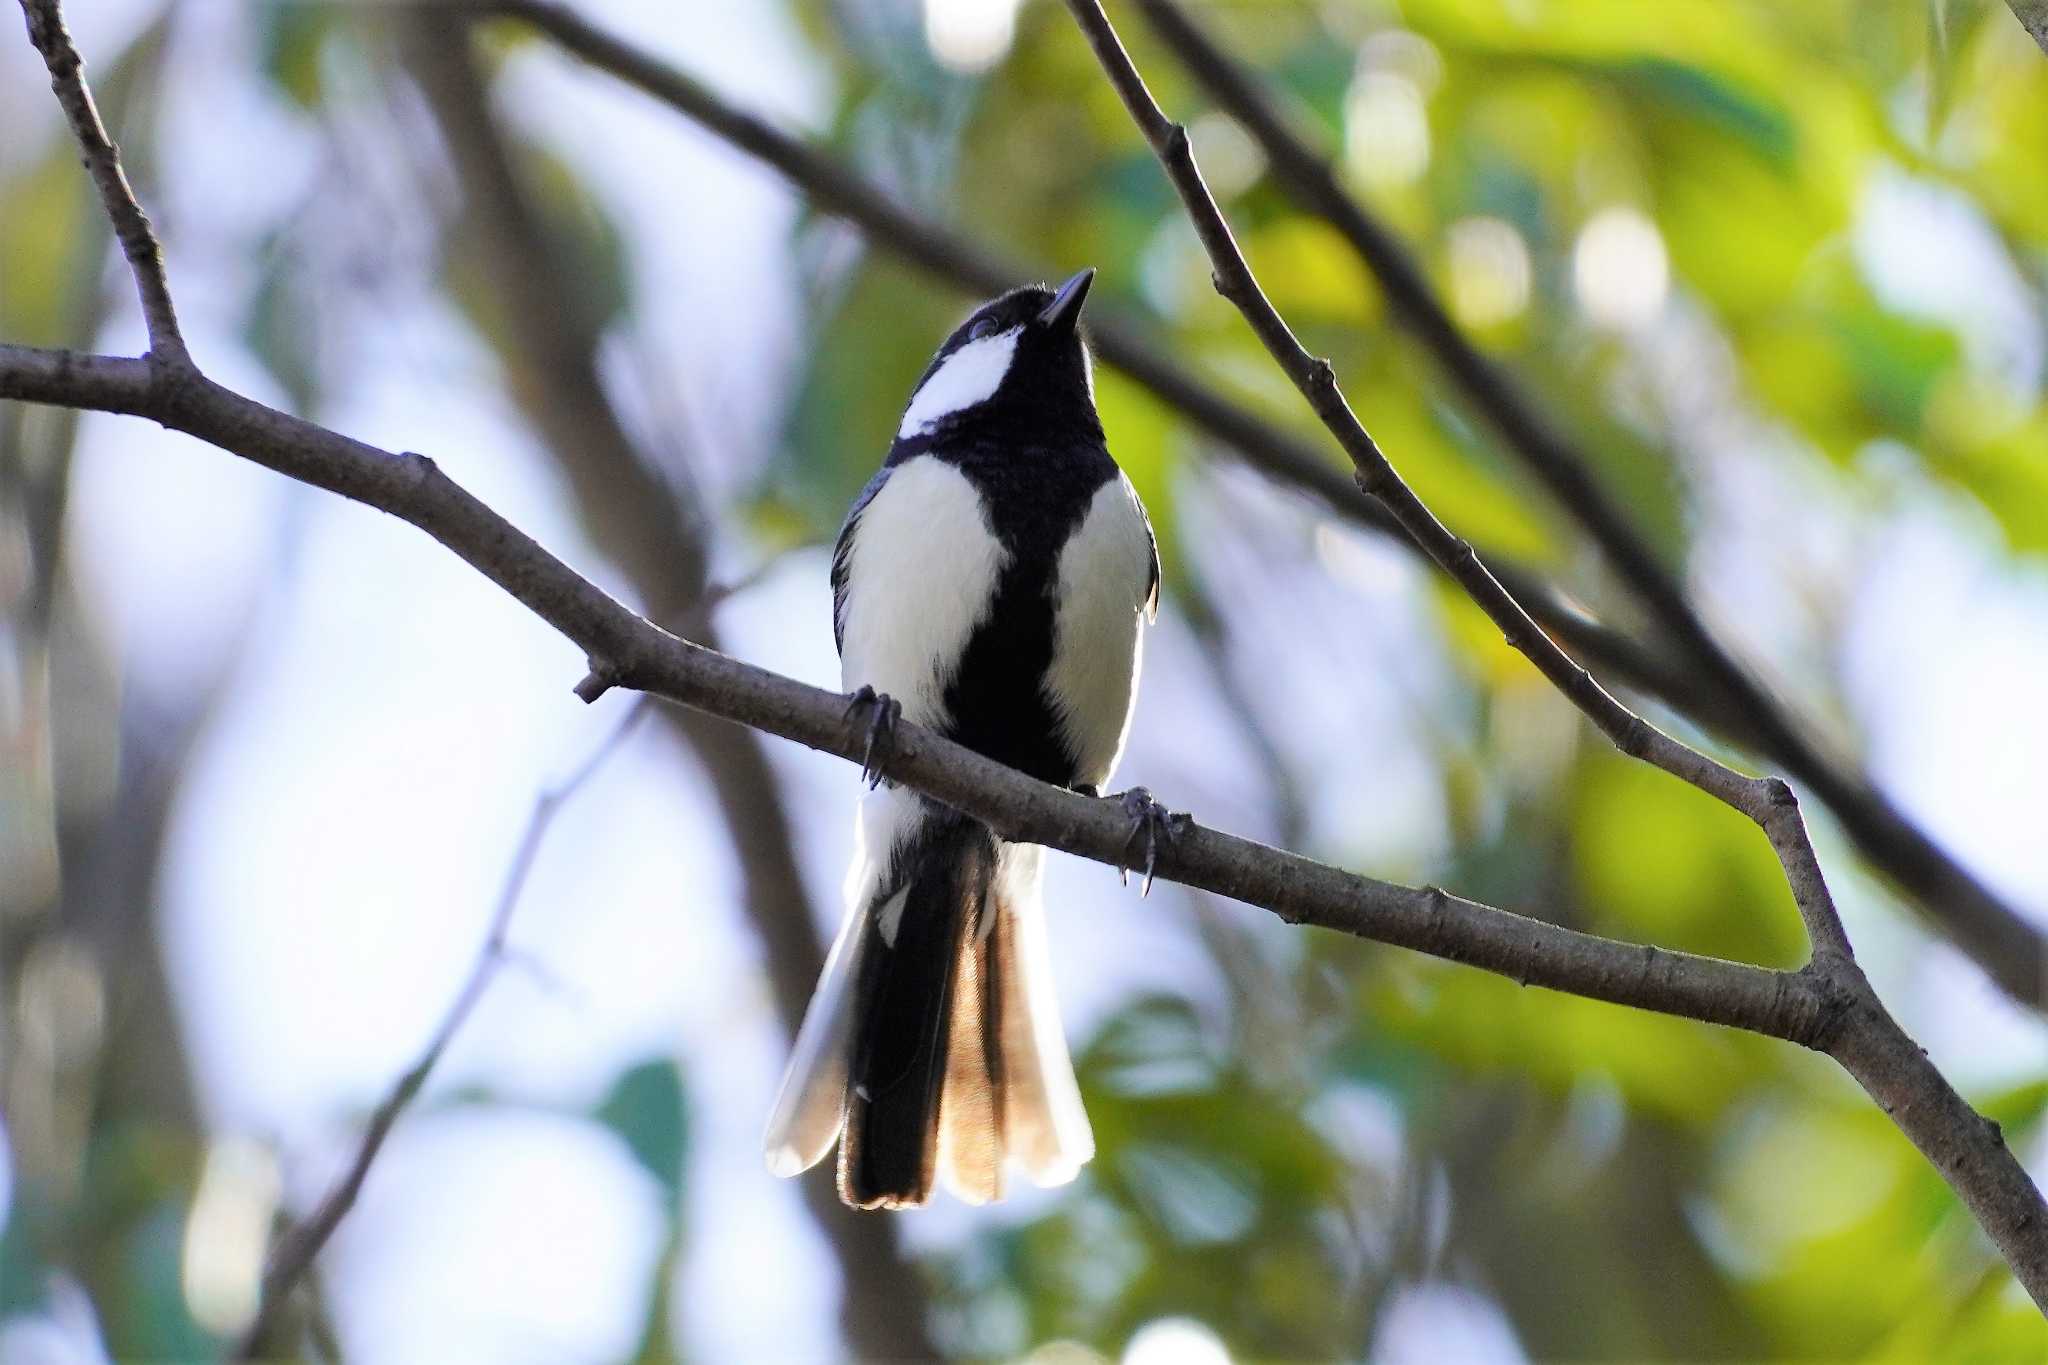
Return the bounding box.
[898,327,1021,438]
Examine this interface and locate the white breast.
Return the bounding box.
[838,455,1009,730]
[1045,474,1153,790]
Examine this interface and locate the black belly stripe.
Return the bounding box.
[913,428,1118,791]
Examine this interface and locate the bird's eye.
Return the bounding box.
[965,316,996,342]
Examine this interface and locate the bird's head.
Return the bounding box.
[896,269,1099,444]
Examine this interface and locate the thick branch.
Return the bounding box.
[3,340,2042,1301]
[1136,0,2044,1016]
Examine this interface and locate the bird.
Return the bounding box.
[763,268,1164,1210]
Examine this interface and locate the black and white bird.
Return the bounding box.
[764,269,1161,1209]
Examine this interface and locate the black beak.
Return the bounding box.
[1037,267,1096,333]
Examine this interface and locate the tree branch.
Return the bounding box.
[1134,0,2045,1017]
[2008,0,2048,56]
[235,703,647,1358]
[1054,0,2043,1299]
[6,0,2045,1314]
[485,0,2043,1014]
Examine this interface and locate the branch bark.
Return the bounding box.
[485,0,2043,1015]
[1133,0,2045,1017]
[8,0,2046,1317]
[2008,0,2048,56]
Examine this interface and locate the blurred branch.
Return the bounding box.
[5,0,2045,1314]
[480,0,2048,1014]
[473,0,1754,745]
[1056,0,2045,1302]
[1134,0,2046,1023]
[236,702,649,1359]
[382,15,935,1358]
[2008,0,2048,56]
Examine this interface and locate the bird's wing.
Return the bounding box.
[832,464,894,655]
[1125,471,1161,622]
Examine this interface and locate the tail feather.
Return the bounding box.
[763,801,1094,1209]
[935,921,1003,1204]
[838,813,994,1209]
[990,846,1094,1185]
[762,896,870,1179]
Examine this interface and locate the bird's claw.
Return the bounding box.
[1112,786,1178,896]
[844,686,901,789]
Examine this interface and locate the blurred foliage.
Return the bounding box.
[775,0,2048,1356]
[5,0,2048,1359]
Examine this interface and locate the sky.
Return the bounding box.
[3,0,2046,1360]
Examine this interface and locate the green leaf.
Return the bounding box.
[0,137,92,345]
[594,1057,689,1201]
[257,1,338,110]
[1571,749,1806,966]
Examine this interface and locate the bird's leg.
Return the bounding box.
[843,685,902,789]
[1111,786,1179,896]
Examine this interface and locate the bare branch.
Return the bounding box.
[1135,0,2044,1017]
[235,702,649,1359]
[15,0,188,369]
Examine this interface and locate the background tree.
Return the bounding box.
[2,0,2046,1359]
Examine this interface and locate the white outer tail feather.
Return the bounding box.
[763,805,1095,1199]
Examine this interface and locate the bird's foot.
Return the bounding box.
[1112,786,1180,896]
[843,686,901,789]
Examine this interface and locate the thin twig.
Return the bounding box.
[234,702,649,1358]
[16,0,189,369]
[1135,0,2044,1012]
